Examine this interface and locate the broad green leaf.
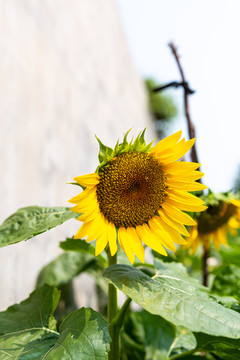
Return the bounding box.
[37,251,101,287]
[212,265,240,298]
[104,260,240,338]
[169,327,196,358]
[37,249,107,295]
[44,307,110,360]
[0,285,60,359]
[123,310,175,360]
[0,285,110,360]
[60,238,107,265]
[0,206,78,247]
[193,333,240,360]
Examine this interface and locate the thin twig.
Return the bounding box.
[153,81,195,94]
[168,42,210,286]
[168,41,200,168]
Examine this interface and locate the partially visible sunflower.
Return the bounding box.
[69,130,207,263]
[186,192,240,254]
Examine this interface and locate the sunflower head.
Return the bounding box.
[187,191,240,253]
[69,130,207,263]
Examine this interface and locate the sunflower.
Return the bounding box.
[69,130,207,263]
[186,193,240,254]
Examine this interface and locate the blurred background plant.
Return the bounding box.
[144,78,177,138]
[233,165,240,193]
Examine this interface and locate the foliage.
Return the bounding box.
[0,206,78,247]
[0,285,110,360]
[145,78,177,121]
[144,78,177,137]
[1,199,240,359]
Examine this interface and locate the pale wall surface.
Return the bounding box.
[0,0,153,310]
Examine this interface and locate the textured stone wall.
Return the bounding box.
[0,0,153,310]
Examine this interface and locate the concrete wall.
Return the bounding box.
[0,0,153,310]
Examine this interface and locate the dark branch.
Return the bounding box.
[168,42,209,287]
[153,81,195,95]
[168,41,200,167]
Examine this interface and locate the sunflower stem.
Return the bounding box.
[202,246,209,286]
[107,251,120,360]
[112,297,132,327]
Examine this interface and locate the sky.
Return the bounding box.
[115,0,240,192]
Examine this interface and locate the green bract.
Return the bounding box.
[95,129,154,173]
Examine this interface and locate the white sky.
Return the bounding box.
[115,0,240,192]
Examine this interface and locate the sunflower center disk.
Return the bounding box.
[96,151,166,228]
[198,202,237,233]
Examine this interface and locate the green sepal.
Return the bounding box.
[96,129,154,174]
[95,135,114,164]
[202,190,240,207]
[67,182,85,190]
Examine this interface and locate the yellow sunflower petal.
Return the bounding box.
[166,189,205,205]
[77,205,99,222]
[74,221,91,239]
[148,218,176,251]
[212,227,228,249]
[71,195,98,213]
[188,227,200,254]
[162,202,197,225]
[217,227,229,246]
[186,226,198,242]
[107,221,118,256]
[69,186,96,204]
[164,161,200,173]
[159,209,190,236]
[167,179,207,191]
[166,197,207,212]
[167,171,205,182]
[136,224,167,256]
[158,219,188,245]
[228,217,240,229]
[75,212,104,241]
[95,234,108,256]
[157,138,195,165]
[86,213,107,242]
[124,227,145,263]
[230,199,240,208]
[150,130,182,156]
[74,173,100,187]
[118,227,135,264]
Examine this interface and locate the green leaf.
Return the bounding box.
[193,333,240,360]
[212,264,240,298]
[0,285,110,360]
[37,248,108,295]
[60,238,107,265]
[169,327,196,358]
[0,285,60,359]
[59,238,108,292]
[36,251,100,287]
[104,260,240,338]
[45,307,110,360]
[0,206,78,247]
[220,242,240,266]
[124,310,176,360]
